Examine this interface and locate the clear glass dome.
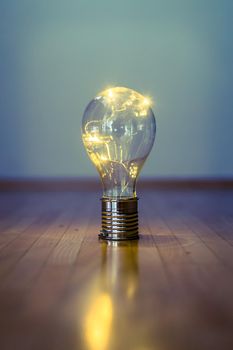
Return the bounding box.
[82,87,156,198]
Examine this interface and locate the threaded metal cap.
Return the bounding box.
[99,197,139,241]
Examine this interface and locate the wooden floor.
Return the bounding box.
[0,189,233,350]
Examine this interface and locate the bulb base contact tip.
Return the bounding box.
[99,197,139,241]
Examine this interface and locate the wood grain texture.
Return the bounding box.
[0,189,233,350]
[0,178,233,191]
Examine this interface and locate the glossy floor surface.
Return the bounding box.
[0,189,233,350]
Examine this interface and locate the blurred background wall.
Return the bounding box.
[0,0,233,179]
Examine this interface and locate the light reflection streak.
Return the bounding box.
[84,292,113,350]
[82,241,139,350]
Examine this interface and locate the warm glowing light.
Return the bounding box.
[108,89,113,98]
[143,96,152,106]
[129,164,138,178]
[82,86,156,198]
[100,155,108,161]
[127,282,136,298]
[84,293,113,350]
[83,135,102,143]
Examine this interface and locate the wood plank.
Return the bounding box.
[143,191,233,350]
[0,190,233,350]
[23,193,96,315]
[0,178,233,191]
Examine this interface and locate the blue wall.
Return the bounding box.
[0,0,233,178]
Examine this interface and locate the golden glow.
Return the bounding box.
[83,134,103,144]
[108,89,113,98]
[78,242,140,350]
[143,96,152,106]
[127,281,136,299]
[129,164,138,178]
[101,88,116,105]
[82,86,156,197]
[84,293,113,350]
[138,96,153,116]
[100,87,152,114]
[83,133,112,146]
[82,87,152,173]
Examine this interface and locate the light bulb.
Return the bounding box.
[82,86,156,240]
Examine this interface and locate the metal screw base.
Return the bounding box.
[99,197,139,241]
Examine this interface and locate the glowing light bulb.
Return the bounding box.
[82,86,156,240]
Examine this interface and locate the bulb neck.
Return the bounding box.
[99,197,139,241]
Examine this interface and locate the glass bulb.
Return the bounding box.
[82,86,156,240]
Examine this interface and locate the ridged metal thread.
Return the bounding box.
[99,197,139,241]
